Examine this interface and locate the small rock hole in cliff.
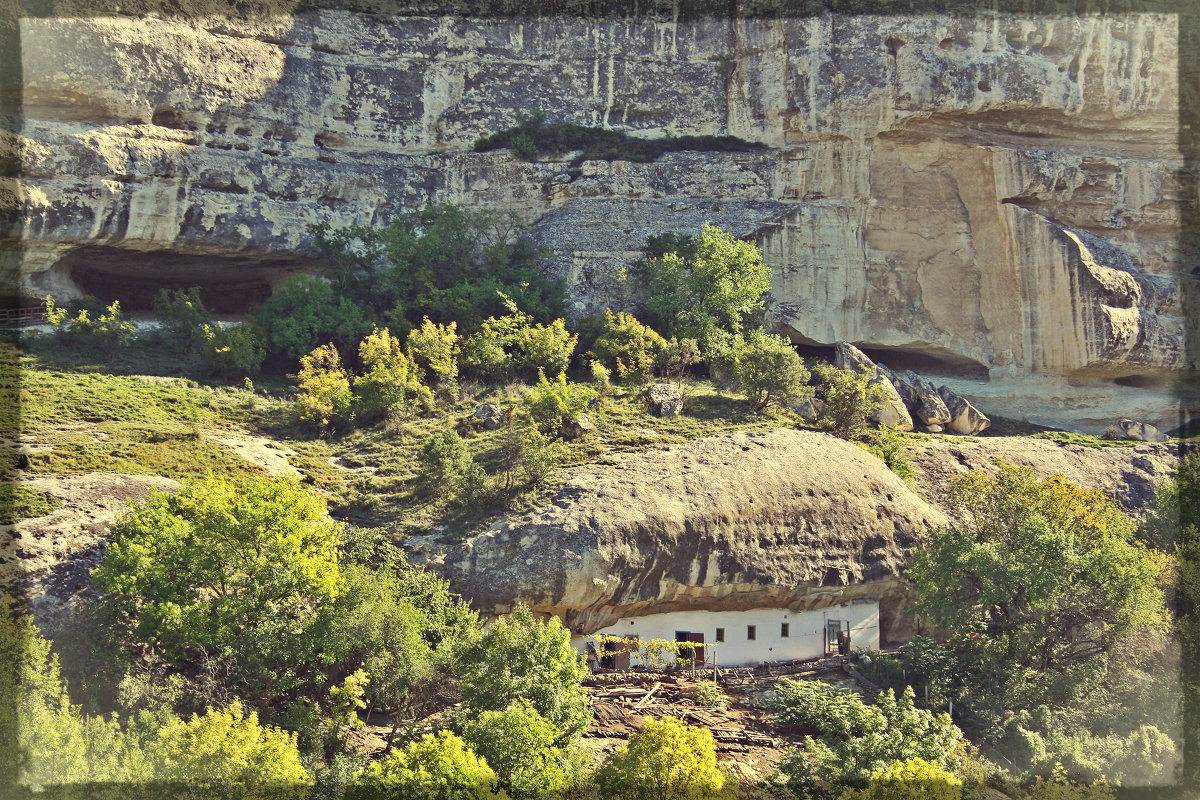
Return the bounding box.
[59,246,313,315]
[885,35,904,58]
[1113,374,1168,389]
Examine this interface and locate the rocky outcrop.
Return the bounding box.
[8,6,1193,429]
[645,383,684,418]
[405,428,947,638]
[835,343,914,432]
[1113,419,1170,443]
[937,386,991,436]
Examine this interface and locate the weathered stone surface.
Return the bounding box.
[833,342,875,375]
[901,370,952,427]
[938,386,991,435]
[1116,418,1170,443]
[830,343,913,431]
[560,413,594,439]
[645,383,684,418]
[405,428,947,637]
[474,404,503,430]
[9,9,1193,429]
[790,396,825,420]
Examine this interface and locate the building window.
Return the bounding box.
[747,625,757,640]
[715,628,725,642]
[781,622,790,638]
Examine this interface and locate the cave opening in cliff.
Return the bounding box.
[787,340,989,380]
[58,246,315,315]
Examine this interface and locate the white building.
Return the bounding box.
[573,599,879,669]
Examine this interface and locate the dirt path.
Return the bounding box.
[210,429,301,478]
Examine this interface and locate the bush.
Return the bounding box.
[1028,765,1115,800]
[841,758,963,800]
[588,360,613,395]
[731,328,811,410]
[198,323,265,378]
[517,317,577,377]
[456,604,591,743]
[45,295,137,359]
[406,316,459,395]
[587,309,668,384]
[594,716,734,800]
[154,287,213,353]
[521,427,565,489]
[695,681,725,711]
[864,426,914,482]
[526,370,598,435]
[352,327,430,423]
[656,336,702,386]
[296,343,354,431]
[253,274,370,361]
[460,309,576,382]
[346,730,505,800]
[418,430,472,498]
[460,700,571,800]
[816,365,887,441]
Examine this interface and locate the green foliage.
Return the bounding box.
[633,224,771,358]
[406,316,460,394]
[199,323,265,378]
[460,700,571,800]
[520,426,564,489]
[253,274,370,361]
[92,475,343,684]
[588,360,613,395]
[296,343,354,431]
[352,327,430,423]
[1027,765,1115,800]
[586,309,668,384]
[149,700,312,798]
[45,296,138,359]
[525,370,598,435]
[863,427,915,483]
[473,110,765,166]
[594,716,734,800]
[695,681,726,711]
[460,308,576,382]
[371,204,566,333]
[346,730,507,800]
[307,221,388,315]
[456,605,591,744]
[517,317,577,377]
[418,429,473,497]
[816,365,887,441]
[154,287,214,353]
[840,758,963,800]
[731,328,811,410]
[657,337,702,386]
[769,682,962,795]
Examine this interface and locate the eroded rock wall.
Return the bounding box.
[9,6,1193,428]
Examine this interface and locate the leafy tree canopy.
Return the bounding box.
[594,716,734,800]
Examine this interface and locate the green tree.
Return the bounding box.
[418,430,473,498]
[352,327,430,423]
[594,716,734,800]
[346,730,508,800]
[149,700,311,799]
[296,343,354,431]
[406,317,460,395]
[92,475,343,691]
[525,370,597,435]
[634,223,770,357]
[731,328,811,410]
[460,700,571,800]
[253,274,369,361]
[154,287,214,354]
[456,605,591,744]
[586,309,668,384]
[199,323,265,378]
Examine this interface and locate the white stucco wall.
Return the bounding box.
[572,601,879,667]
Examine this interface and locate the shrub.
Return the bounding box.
[526,369,597,435]
[253,274,370,361]
[841,758,963,800]
[154,287,213,353]
[92,300,137,358]
[587,308,668,384]
[521,427,565,489]
[198,323,265,378]
[656,336,702,386]
[406,316,459,394]
[865,426,914,482]
[460,314,521,381]
[352,327,430,423]
[731,328,811,410]
[1028,764,1115,800]
[456,604,591,743]
[517,317,577,377]
[149,700,312,796]
[817,365,887,441]
[296,343,354,431]
[594,716,734,800]
[588,360,613,395]
[460,700,571,800]
[418,430,472,497]
[695,681,725,711]
[346,730,505,800]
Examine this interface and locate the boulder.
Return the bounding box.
[869,374,914,432]
[901,370,952,427]
[937,386,991,435]
[645,383,684,418]
[474,404,504,430]
[1117,419,1170,443]
[791,397,826,420]
[833,342,876,375]
[560,413,595,439]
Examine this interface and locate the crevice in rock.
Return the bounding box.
[785,338,988,380]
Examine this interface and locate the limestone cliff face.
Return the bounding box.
[405,429,948,641]
[9,7,1192,427]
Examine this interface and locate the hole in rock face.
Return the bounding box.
[1114,374,1166,389]
[786,340,989,380]
[60,246,314,315]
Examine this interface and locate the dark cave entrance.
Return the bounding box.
[58,246,316,315]
[786,339,990,380]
